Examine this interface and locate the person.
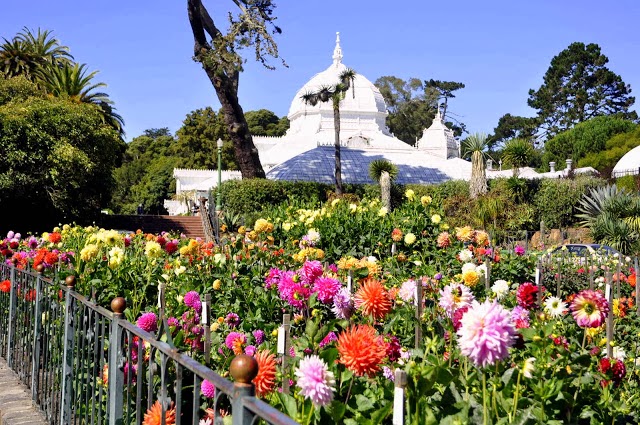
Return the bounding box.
[137,204,144,215]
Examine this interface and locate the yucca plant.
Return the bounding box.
[368,159,398,182]
[461,133,489,198]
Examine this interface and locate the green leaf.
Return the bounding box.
[328,400,346,422]
[355,394,374,412]
[277,392,298,419]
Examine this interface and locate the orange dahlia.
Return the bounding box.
[337,325,386,377]
[354,278,392,320]
[142,400,175,425]
[253,350,277,397]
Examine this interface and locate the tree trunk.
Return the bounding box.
[333,96,343,194]
[469,152,487,199]
[187,0,265,179]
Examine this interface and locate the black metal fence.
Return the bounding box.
[0,263,298,425]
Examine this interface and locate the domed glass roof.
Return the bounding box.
[613,144,640,177]
[287,33,388,122]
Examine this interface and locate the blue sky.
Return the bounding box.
[2,0,639,141]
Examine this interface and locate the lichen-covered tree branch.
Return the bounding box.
[186,0,284,179]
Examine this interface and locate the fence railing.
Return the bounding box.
[0,262,299,425]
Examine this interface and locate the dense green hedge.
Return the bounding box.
[218,176,606,231]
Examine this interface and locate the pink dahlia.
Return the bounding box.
[313,277,341,303]
[201,380,216,398]
[457,300,517,368]
[398,279,417,302]
[295,355,335,407]
[300,260,323,284]
[277,272,311,309]
[137,312,158,333]
[225,332,246,355]
[184,291,202,314]
[570,289,609,328]
[439,283,474,318]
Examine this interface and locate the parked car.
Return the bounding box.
[552,243,619,257]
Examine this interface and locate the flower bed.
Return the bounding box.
[2,192,640,424]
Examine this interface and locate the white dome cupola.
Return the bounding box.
[286,32,390,139]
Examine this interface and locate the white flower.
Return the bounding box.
[611,346,626,360]
[543,296,567,318]
[461,263,477,273]
[307,229,320,243]
[174,265,186,276]
[458,249,473,263]
[476,264,487,277]
[378,207,388,217]
[367,256,378,263]
[522,357,535,378]
[491,280,510,300]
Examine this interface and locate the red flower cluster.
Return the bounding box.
[0,279,10,293]
[48,232,62,244]
[599,357,626,387]
[516,282,540,309]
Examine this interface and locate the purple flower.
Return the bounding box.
[225,332,246,353]
[328,264,338,274]
[295,355,335,407]
[313,277,341,303]
[184,291,202,314]
[136,312,158,333]
[511,306,530,329]
[514,245,526,256]
[201,380,216,398]
[225,312,240,328]
[457,300,517,368]
[253,330,265,345]
[434,273,443,280]
[382,366,395,381]
[244,345,256,356]
[277,271,310,309]
[167,317,179,327]
[331,288,354,319]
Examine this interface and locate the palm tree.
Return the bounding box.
[301,68,356,195]
[37,62,124,133]
[462,133,489,198]
[0,27,72,80]
[501,138,535,176]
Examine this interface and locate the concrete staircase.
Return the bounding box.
[98,215,206,239]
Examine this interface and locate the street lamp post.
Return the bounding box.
[216,138,223,211]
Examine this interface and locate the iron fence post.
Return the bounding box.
[109,297,126,425]
[31,273,43,401]
[60,279,76,425]
[7,264,16,368]
[230,354,259,425]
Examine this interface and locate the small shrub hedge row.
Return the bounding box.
[218,176,608,231]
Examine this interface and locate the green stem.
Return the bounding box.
[305,402,314,425]
[511,370,522,420]
[483,371,488,425]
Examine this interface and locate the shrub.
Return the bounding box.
[533,176,606,228]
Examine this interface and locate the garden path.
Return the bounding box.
[0,358,47,425]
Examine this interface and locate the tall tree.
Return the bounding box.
[245,109,289,136]
[528,42,636,138]
[301,69,356,195]
[375,76,466,144]
[487,113,539,150]
[186,0,284,179]
[461,133,489,198]
[501,138,536,176]
[425,79,466,134]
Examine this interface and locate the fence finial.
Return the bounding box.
[230,354,259,384]
[35,263,45,274]
[65,275,76,287]
[111,297,127,314]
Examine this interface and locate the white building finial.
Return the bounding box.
[434,105,442,122]
[332,32,343,66]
